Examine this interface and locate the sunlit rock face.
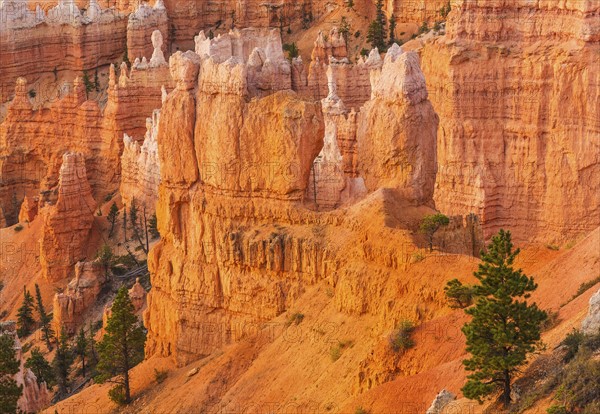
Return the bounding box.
[420,0,600,243]
[40,152,96,282]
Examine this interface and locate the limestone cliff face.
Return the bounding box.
[40,152,96,282]
[420,0,600,243]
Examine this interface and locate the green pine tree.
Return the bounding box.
[25,347,56,390]
[96,243,114,282]
[419,213,450,252]
[0,334,23,414]
[75,327,89,378]
[107,202,120,238]
[366,0,387,51]
[95,287,146,405]
[148,213,160,239]
[52,327,74,397]
[388,14,397,45]
[87,323,99,374]
[461,229,548,405]
[17,286,36,338]
[35,284,54,351]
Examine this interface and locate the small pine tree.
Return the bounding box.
[0,334,23,414]
[440,1,451,19]
[388,14,397,45]
[35,284,54,350]
[419,213,450,252]
[282,43,299,61]
[444,279,475,309]
[366,0,387,51]
[17,286,36,338]
[87,322,99,373]
[75,327,89,378]
[461,230,548,405]
[52,327,74,397]
[148,213,160,239]
[129,198,148,254]
[95,287,146,405]
[339,16,352,48]
[25,347,55,390]
[94,69,100,92]
[82,71,94,94]
[123,208,127,242]
[107,202,120,238]
[96,243,114,281]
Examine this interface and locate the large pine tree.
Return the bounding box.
[367,0,387,51]
[25,347,55,390]
[34,284,54,350]
[16,287,36,338]
[0,334,23,414]
[74,327,89,378]
[95,287,146,404]
[461,229,547,405]
[52,328,74,397]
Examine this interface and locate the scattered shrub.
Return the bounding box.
[154,368,168,384]
[444,279,474,308]
[574,277,600,298]
[390,320,415,352]
[287,312,305,326]
[360,48,369,57]
[560,329,584,362]
[411,252,425,263]
[546,244,560,251]
[282,43,299,60]
[355,408,368,414]
[14,225,24,232]
[28,89,36,98]
[330,340,353,362]
[555,352,600,411]
[547,405,568,414]
[108,384,127,405]
[542,309,561,331]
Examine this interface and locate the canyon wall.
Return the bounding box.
[0,1,128,101]
[0,30,172,227]
[420,0,600,243]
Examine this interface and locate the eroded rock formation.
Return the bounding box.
[120,109,161,211]
[0,1,128,99]
[40,152,96,282]
[53,260,108,334]
[358,45,437,203]
[582,288,600,335]
[420,0,600,243]
[0,28,173,228]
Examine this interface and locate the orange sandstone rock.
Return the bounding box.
[40,152,96,282]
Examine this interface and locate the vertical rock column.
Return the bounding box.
[40,152,96,282]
